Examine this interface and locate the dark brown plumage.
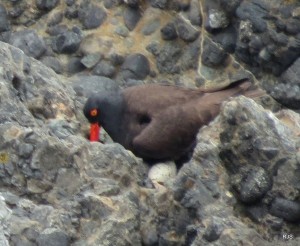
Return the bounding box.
[83,81,263,162]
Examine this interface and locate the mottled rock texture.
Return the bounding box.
[0,0,300,245]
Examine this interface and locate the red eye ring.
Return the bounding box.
[90,109,98,117]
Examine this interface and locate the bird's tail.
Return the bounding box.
[200,79,266,99]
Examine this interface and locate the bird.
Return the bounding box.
[83,80,264,163]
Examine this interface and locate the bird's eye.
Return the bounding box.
[90,109,98,117]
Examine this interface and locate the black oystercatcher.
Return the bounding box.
[83,81,263,162]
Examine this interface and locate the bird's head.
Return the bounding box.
[83,90,123,142]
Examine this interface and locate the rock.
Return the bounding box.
[176,18,200,42]
[150,0,168,9]
[119,53,150,80]
[1,0,300,244]
[142,18,160,36]
[67,57,85,74]
[270,198,300,222]
[46,24,69,36]
[212,26,237,53]
[41,56,63,74]
[270,57,300,109]
[0,4,10,32]
[80,53,101,69]
[155,42,182,74]
[47,119,78,139]
[124,0,140,8]
[219,96,300,223]
[36,228,70,246]
[161,22,178,40]
[92,60,116,78]
[110,53,125,66]
[231,166,272,203]
[201,39,228,67]
[236,1,269,32]
[64,5,78,19]
[78,3,107,29]
[123,7,142,31]
[47,11,64,26]
[114,25,130,37]
[203,218,224,242]
[52,31,82,54]
[104,0,122,9]
[188,0,202,26]
[65,0,75,6]
[286,18,300,35]
[206,8,229,31]
[9,30,46,59]
[36,0,59,11]
[69,75,118,97]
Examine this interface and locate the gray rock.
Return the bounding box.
[124,0,140,8]
[37,228,70,246]
[212,26,237,53]
[219,96,300,224]
[203,218,224,242]
[92,60,116,78]
[155,42,182,74]
[48,119,78,139]
[231,166,272,203]
[104,0,122,9]
[41,56,63,74]
[67,57,85,74]
[9,30,46,59]
[270,198,300,222]
[78,3,107,29]
[142,19,160,36]
[161,22,178,40]
[52,31,82,54]
[80,53,101,69]
[65,0,74,6]
[64,5,78,19]
[176,18,200,42]
[120,53,150,80]
[207,8,229,30]
[123,7,141,31]
[69,75,118,97]
[46,24,69,36]
[201,39,228,67]
[270,58,300,109]
[0,4,10,32]
[114,25,130,37]
[8,4,25,19]
[0,31,11,42]
[150,0,168,9]
[47,11,64,26]
[286,18,300,35]
[188,0,202,26]
[236,1,269,32]
[36,0,59,11]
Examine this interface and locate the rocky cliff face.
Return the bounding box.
[0,0,300,245]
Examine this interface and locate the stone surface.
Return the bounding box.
[9,30,46,59]
[36,0,59,11]
[52,31,82,54]
[0,4,10,32]
[1,0,300,245]
[123,6,142,31]
[78,3,107,29]
[119,53,150,80]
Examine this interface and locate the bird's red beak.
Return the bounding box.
[90,123,100,142]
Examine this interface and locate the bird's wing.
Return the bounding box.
[123,84,203,116]
[131,103,204,160]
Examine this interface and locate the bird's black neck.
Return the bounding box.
[100,91,125,143]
